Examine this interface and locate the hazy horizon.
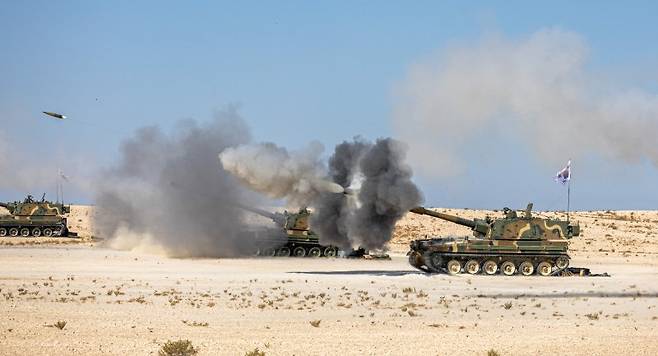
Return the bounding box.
[2,1,657,210]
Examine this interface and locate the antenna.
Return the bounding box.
[56,168,66,205]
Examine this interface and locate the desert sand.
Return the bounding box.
[1,206,657,355]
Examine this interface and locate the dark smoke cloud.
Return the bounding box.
[312,138,423,250]
[311,138,371,249]
[349,139,423,249]
[95,108,276,257]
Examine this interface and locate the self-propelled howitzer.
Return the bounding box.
[407,204,580,276]
[0,195,71,237]
[240,206,339,258]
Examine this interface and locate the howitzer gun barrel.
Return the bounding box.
[238,205,286,225]
[409,207,477,229]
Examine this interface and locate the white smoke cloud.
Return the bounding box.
[394,28,658,178]
[219,141,344,205]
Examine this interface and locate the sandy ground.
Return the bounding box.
[1,207,658,355]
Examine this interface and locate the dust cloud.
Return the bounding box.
[95,108,273,257]
[395,28,658,177]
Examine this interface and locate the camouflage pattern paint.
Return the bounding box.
[0,195,71,237]
[407,204,580,275]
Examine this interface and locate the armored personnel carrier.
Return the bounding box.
[407,204,580,276]
[0,195,71,237]
[242,206,340,257]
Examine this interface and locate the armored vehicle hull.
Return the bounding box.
[0,195,71,237]
[407,204,579,276]
[0,216,69,237]
[408,238,571,276]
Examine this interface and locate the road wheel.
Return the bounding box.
[308,247,322,257]
[9,228,19,237]
[446,259,462,275]
[43,228,53,237]
[276,247,291,257]
[519,261,534,276]
[32,228,42,237]
[20,228,30,237]
[293,246,306,257]
[537,261,553,276]
[501,261,516,276]
[483,260,498,275]
[263,248,276,257]
[465,259,480,274]
[408,252,422,268]
[424,252,443,273]
[323,247,337,257]
[555,256,569,270]
[0,228,7,237]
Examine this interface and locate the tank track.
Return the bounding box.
[411,251,570,276]
[0,224,68,238]
[256,241,339,258]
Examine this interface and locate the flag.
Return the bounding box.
[554,160,571,185]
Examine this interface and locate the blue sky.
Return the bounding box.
[1,1,657,209]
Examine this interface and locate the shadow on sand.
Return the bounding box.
[472,292,658,299]
[288,270,426,277]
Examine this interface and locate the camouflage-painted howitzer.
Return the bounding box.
[240,206,339,258]
[407,203,580,276]
[0,195,72,237]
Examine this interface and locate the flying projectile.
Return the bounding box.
[42,111,66,119]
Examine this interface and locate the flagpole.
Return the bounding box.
[567,179,570,222]
[555,159,572,222]
[567,158,571,222]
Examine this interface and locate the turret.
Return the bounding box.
[411,203,580,240]
[239,206,310,232]
[0,196,69,216]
